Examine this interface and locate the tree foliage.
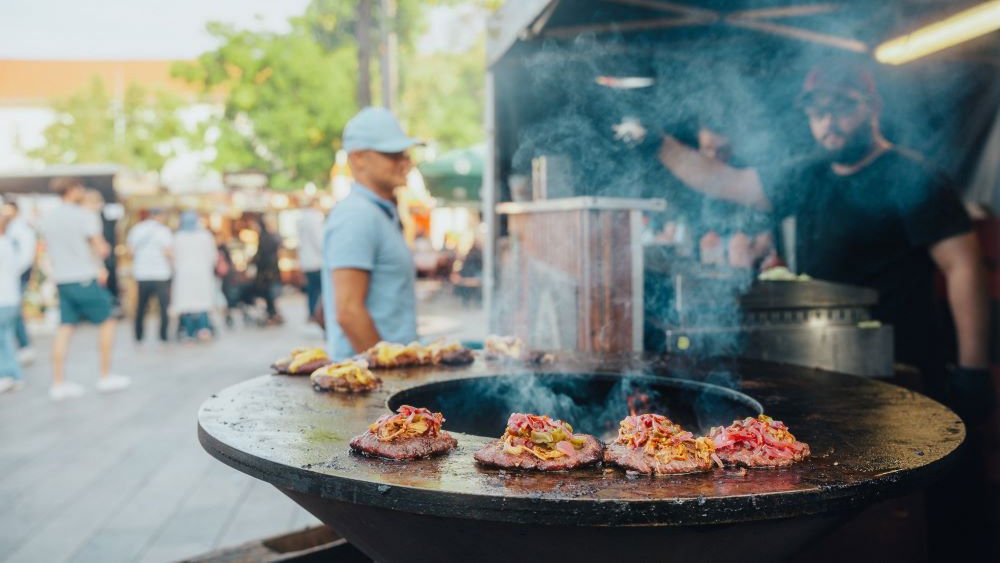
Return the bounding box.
[173,1,487,190]
[28,76,189,172]
[398,38,485,151]
[173,21,359,190]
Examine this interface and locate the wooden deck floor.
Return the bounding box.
[0,290,484,563]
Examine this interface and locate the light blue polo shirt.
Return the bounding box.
[321,183,417,359]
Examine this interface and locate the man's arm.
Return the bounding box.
[658,135,771,210]
[332,268,381,353]
[930,232,989,368]
[89,234,110,285]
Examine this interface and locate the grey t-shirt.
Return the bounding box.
[40,202,102,284]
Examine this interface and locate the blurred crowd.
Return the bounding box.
[0,178,292,400]
[0,174,482,401]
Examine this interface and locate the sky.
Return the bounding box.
[0,0,483,60]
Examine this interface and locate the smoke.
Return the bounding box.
[415,372,760,440]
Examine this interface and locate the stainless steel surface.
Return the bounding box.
[630,209,644,352]
[662,277,895,377]
[743,306,872,326]
[530,155,573,200]
[483,70,497,333]
[741,280,878,310]
[496,196,667,214]
[666,324,895,377]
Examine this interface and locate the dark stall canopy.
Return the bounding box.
[481,0,1000,323]
[0,164,121,203]
[484,0,1000,197]
[488,0,1000,66]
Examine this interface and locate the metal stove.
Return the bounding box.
[666,279,895,376]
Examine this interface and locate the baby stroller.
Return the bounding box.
[223,272,283,327]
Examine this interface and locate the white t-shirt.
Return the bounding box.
[0,236,27,306]
[39,201,102,284]
[6,216,36,274]
[297,208,325,272]
[127,219,173,281]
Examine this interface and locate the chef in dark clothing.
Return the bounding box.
[657,60,993,558]
[658,62,989,396]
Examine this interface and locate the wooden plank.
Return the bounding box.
[213,482,307,549]
[0,294,446,562]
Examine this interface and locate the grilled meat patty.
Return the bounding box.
[311,371,381,393]
[474,435,602,471]
[708,415,810,468]
[438,347,475,366]
[603,442,714,474]
[349,432,458,460]
[715,446,810,468]
[271,358,331,376]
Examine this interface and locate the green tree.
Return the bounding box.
[175,1,489,189]
[173,22,359,190]
[27,76,188,172]
[398,38,486,151]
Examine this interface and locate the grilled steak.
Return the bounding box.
[310,360,381,393]
[603,442,713,474]
[483,335,554,365]
[438,346,475,366]
[603,414,720,475]
[708,414,810,468]
[349,405,457,460]
[350,432,457,460]
[473,413,602,471]
[271,347,332,375]
[474,434,602,470]
[362,339,474,369]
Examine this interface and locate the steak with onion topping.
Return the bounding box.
[603,414,720,475]
[310,360,381,393]
[271,346,332,375]
[350,405,457,460]
[708,414,810,468]
[473,413,602,471]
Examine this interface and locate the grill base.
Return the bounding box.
[282,488,852,563]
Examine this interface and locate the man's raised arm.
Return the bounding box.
[658,135,771,211]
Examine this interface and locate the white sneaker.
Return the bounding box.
[0,378,14,394]
[96,374,131,393]
[50,381,85,401]
[17,347,36,365]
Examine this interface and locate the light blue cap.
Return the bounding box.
[343,107,422,153]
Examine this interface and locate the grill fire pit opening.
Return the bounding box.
[387,373,762,440]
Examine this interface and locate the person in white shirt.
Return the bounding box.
[1,199,37,364]
[127,208,173,343]
[171,212,218,341]
[0,207,30,394]
[297,198,325,320]
[38,177,130,401]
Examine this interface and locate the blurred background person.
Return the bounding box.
[0,209,28,394]
[80,189,118,307]
[214,231,239,328]
[127,208,173,344]
[251,215,283,326]
[297,198,325,322]
[171,211,217,342]
[1,199,37,365]
[40,178,129,400]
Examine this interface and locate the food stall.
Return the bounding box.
[195,2,999,560]
[481,0,1000,373]
[0,165,141,322]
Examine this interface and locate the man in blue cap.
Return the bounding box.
[321,107,421,359]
